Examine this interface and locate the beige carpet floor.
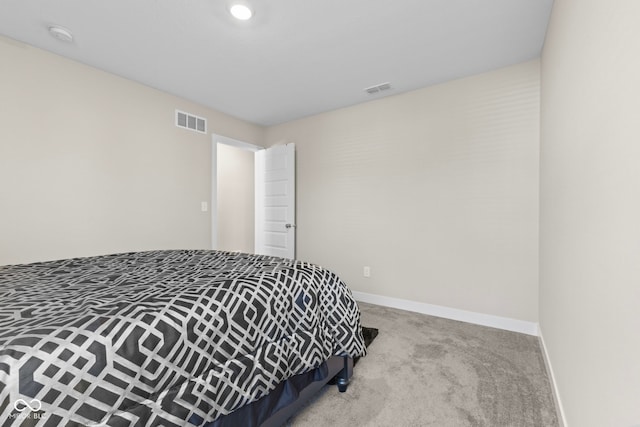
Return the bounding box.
[286,302,559,427]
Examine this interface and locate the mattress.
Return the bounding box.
[0,250,366,426]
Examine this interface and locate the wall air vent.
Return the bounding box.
[364,82,392,95]
[176,110,207,134]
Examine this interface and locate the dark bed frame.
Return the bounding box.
[262,355,353,427]
[209,355,354,427]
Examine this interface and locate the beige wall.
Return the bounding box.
[266,60,540,322]
[4,4,640,420]
[540,0,640,425]
[216,144,255,253]
[0,36,263,266]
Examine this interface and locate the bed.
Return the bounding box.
[0,250,366,426]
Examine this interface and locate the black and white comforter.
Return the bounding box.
[0,250,365,426]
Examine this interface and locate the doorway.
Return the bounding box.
[211,134,261,253]
[212,135,296,258]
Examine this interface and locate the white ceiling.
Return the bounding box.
[0,0,554,126]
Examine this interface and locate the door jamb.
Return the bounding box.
[211,133,263,250]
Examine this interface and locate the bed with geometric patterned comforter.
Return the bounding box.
[0,250,366,426]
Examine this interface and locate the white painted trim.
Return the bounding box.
[254,149,265,255]
[213,133,263,152]
[351,291,539,336]
[539,328,568,427]
[210,139,218,250]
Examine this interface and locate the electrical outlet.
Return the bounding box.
[363,266,371,277]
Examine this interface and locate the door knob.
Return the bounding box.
[285,223,296,229]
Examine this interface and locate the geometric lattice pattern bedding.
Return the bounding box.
[0,250,365,426]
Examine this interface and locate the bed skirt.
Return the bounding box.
[208,355,353,427]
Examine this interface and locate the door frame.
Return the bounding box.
[211,134,263,250]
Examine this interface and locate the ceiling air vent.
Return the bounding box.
[176,110,207,134]
[364,82,392,95]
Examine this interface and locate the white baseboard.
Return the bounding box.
[538,329,568,427]
[351,290,539,336]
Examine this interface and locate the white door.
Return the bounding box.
[255,143,295,259]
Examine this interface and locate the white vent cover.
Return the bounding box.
[176,110,207,134]
[364,82,392,94]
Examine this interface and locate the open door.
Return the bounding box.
[255,143,295,259]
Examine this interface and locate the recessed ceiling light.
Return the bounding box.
[230,4,253,20]
[48,25,74,43]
